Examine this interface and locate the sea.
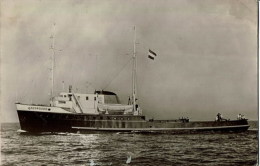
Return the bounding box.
[1,123,258,166]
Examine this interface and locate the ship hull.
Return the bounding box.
[17,110,249,134]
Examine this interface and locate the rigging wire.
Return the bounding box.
[236,0,257,24]
[237,0,256,15]
[102,57,133,90]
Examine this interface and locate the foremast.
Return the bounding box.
[50,23,56,106]
[132,26,138,115]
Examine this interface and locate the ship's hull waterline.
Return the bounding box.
[17,110,249,134]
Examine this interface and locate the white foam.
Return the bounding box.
[17,129,27,133]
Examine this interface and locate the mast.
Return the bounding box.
[50,23,56,105]
[132,26,137,113]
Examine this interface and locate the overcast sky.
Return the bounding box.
[1,0,257,122]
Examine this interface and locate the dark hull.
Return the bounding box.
[17,110,249,134]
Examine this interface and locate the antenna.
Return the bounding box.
[95,54,98,90]
[50,23,56,105]
[62,81,65,91]
[89,54,99,90]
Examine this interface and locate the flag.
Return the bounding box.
[148,49,157,60]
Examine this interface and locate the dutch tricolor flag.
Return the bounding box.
[148,49,157,60]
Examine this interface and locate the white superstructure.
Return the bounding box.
[16,90,141,115]
[53,91,138,115]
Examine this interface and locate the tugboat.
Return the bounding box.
[16,26,249,133]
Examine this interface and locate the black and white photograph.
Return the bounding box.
[1,0,258,165]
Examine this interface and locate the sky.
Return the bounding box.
[0,0,257,122]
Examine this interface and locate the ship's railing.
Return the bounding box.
[149,118,189,123]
